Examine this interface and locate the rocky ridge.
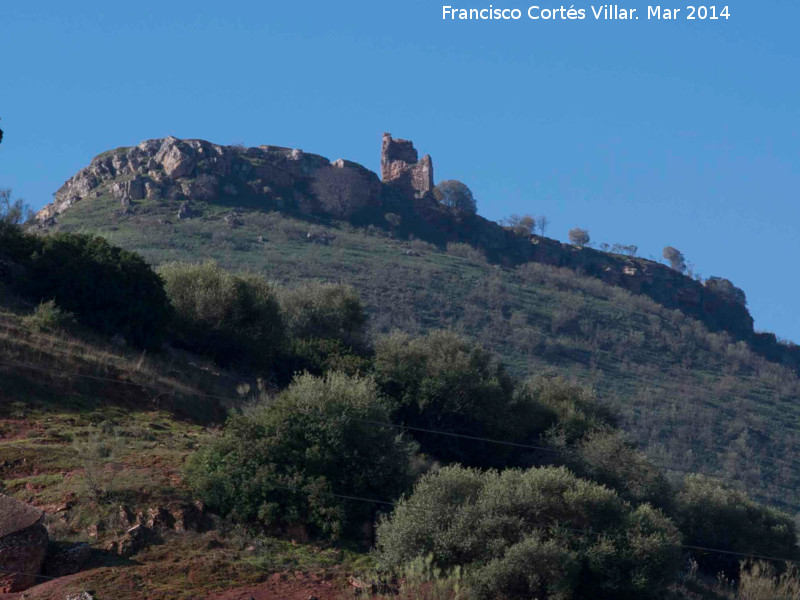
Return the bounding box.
[35,133,792,362]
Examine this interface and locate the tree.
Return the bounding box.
[537,215,549,236]
[568,227,590,247]
[186,372,418,541]
[276,282,366,348]
[376,465,683,600]
[662,246,686,272]
[373,330,516,467]
[433,180,477,215]
[0,188,32,225]
[21,233,171,348]
[384,212,402,230]
[158,261,285,366]
[310,166,372,218]
[676,475,799,576]
[500,214,536,237]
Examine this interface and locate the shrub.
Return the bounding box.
[373,330,516,466]
[186,372,418,541]
[737,561,800,600]
[23,233,170,348]
[516,374,616,444]
[445,243,487,264]
[568,228,590,247]
[277,282,366,348]
[376,465,683,600]
[565,428,672,510]
[159,261,284,366]
[281,337,371,378]
[23,299,76,332]
[676,475,799,576]
[434,180,477,215]
[500,214,536,237]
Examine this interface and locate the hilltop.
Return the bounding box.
[31,133,800,515]
[38,133,774,347]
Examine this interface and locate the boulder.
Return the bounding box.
[154,137,197,179]
[109,524,150,558]
[43,542,92,577]
[0,495,48,593]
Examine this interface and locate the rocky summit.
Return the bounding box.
[39,132,443,226]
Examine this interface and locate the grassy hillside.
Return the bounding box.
[0,292,377,599]
[42,190,800,514]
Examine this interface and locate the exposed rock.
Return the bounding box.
[311,160,382,218]
[381,133,434,199]
[66,592,95,600]
[0,495,48,593]
[146,507,175,530]
[154,137,197,179]
[307,229,335,245]
[177,202,197,220]
[223,213,242,228]
[116,502,206,534]
[112,175,147,206]
[43,542,92,577]
[109,524,150,558]
[38,136,382,225]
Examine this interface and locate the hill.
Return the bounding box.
[32,133,800,516]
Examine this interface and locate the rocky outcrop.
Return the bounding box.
[523,235,755,338]
[37,136,382,224]
[0,496,48,593]
[381,133,434,199]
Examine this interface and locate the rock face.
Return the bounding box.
[37,136,382,223]
[0,495,48,593]
[381,133,434,199]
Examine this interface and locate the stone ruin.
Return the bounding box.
[380,132,434,199]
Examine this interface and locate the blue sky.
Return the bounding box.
[1,0,798,342]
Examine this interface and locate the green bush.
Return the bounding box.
[281,337,370,378]
[23,299,76,332]
[186,372,418,541]
[676,475,799,576]
[21,233,170,348]
[376,465,683,600]
[159,261,284,366]
[517,374,616,444]
[565,429,672,511]
[373,330,517,467]
[276,282,366,348]
[445,242,487,264]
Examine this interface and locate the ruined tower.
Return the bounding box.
[380,133,434,199]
